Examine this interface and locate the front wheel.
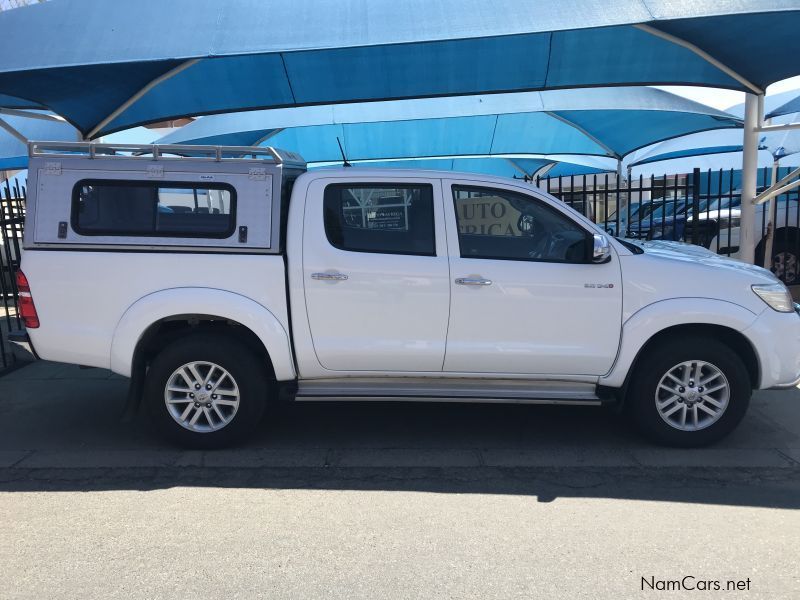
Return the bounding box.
[144,333,269,449]
[626,337,751,447]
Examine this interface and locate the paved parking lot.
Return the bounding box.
[1,361,799,599]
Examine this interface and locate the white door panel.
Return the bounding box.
[303,177,450,372]
[445,258,622,374]
[442,180,622,376]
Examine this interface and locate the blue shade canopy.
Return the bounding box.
[157,88,740,163]
[318,157,555,180]
[0,94,43,109]
[726,88,800,119]
[313,155,614,179]
[627,111,800,169]
[0,0,798,138]
[766,95,800,119]
[0,111,77,170]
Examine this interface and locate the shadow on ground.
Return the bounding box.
[0,362,798,507]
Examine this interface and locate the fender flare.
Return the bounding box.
[109,287,296,380]
[600,298,761,388]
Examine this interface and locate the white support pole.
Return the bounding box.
[739,93,763,265]
[0,108,67,123]
[755,122,800,133]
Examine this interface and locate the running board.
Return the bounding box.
[294,378,603,405]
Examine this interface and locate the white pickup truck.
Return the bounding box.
[10,142,800,449]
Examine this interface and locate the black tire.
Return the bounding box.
[756,230,800,285]
[144,333,269,449]
[626,336,751,447]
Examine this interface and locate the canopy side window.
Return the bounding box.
[71,179,236,238]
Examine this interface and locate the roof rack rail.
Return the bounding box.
[27,141,306,167]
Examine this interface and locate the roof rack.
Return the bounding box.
[28,141,306,167]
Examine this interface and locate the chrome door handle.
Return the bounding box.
[455,277,492,286]
[311,272,349,281]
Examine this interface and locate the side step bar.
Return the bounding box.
[295,378,604,405]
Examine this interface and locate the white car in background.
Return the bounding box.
[689,194,800,284]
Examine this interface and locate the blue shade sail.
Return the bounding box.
[309,156,609,179]
[766,94,800,119]
[314,157,553,179]
[0,0,797,137]
[627,111,800,169]
[727,89,800,119]
[0,111,77,170]
[157,88,741,165]
[0,94,43,109]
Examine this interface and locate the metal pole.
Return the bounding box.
[739,93,763,264]
[614,159,625,235]
[763,159,779,269]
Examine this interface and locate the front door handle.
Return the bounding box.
[311,272,349,281]
[455,277,492,286]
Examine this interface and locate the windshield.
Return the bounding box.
[606,201,662,223]
[646,200,687,221]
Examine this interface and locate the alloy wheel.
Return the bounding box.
[655,360,730,432]
[773,251,798,284]
[164,361,240,433]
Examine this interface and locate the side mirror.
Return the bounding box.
[592,233,612,264]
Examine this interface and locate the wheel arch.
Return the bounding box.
[110,288,296,380]
[601,298,762,390]
[621,323,759,393]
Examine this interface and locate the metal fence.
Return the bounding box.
[537,167,800,284]
[1,179,25,371]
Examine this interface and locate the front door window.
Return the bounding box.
[452,185,589,263]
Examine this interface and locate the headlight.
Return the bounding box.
[752,283,795,312]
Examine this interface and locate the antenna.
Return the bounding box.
[336,137,351,167]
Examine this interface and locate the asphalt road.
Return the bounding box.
[1,361,799,599]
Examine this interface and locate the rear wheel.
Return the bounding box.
[770,237,800,285]
[757,230,800,285]
[144,333,269,448]
[626,336,751,447]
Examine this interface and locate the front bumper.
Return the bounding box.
[770,373,800,389]
[7,330,37,361]
[743,305,800,389]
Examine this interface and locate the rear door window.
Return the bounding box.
[323,183,436,256]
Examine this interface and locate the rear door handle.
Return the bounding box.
[455,277,492,286]
[311,272,349,281]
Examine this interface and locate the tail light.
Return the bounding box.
[15,270,39,329]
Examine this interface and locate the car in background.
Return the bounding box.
[691,193,800,285]
[625,198,692,241]
[603,200,667,237]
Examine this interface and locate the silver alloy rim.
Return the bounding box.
[773,251,798,283]
[164,361,240,433]
[655,360,730,432]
